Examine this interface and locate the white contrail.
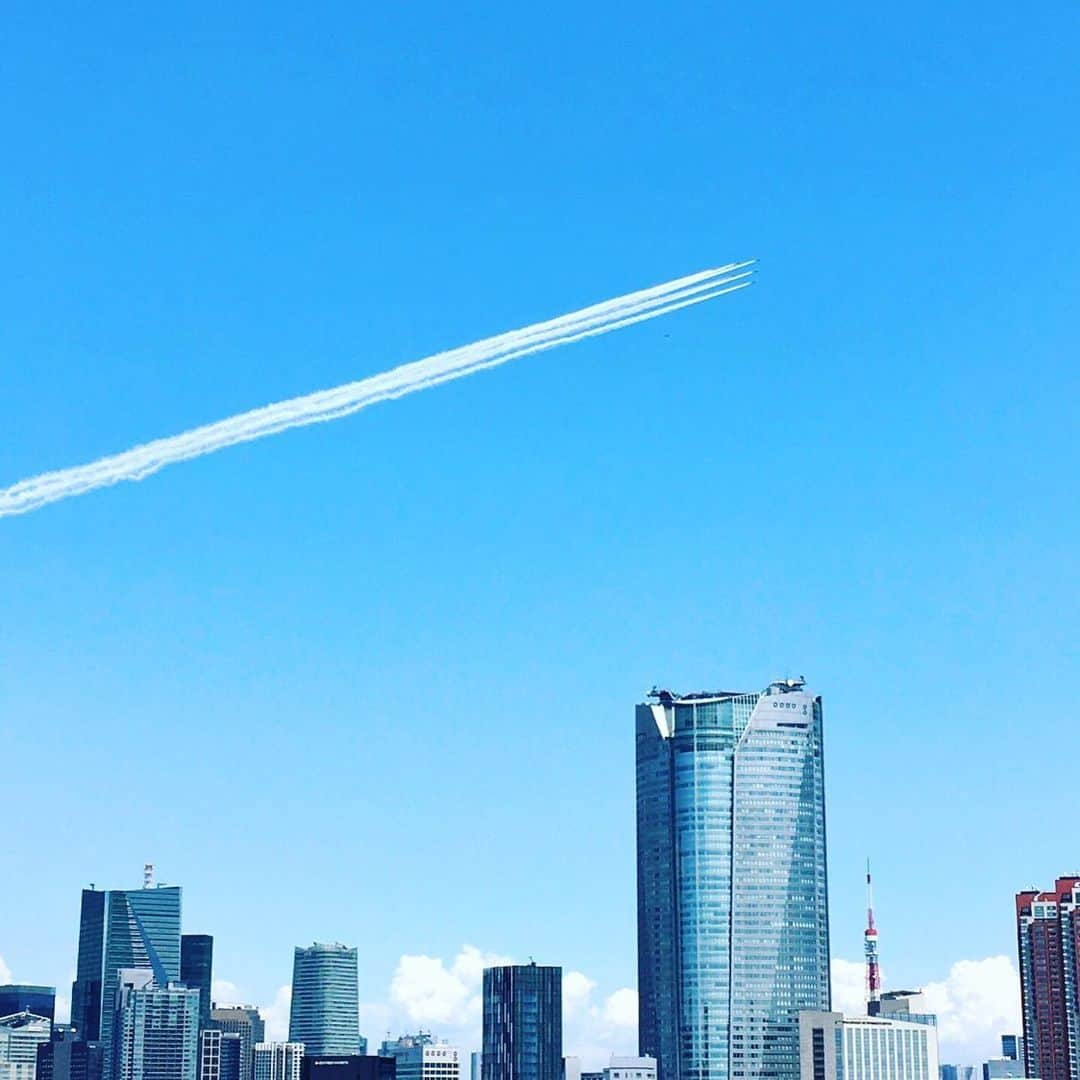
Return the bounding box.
[0,262,754,518]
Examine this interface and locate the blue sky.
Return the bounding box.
[2,0,1078,1065]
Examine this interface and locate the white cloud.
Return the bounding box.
[261,985,292,1043]
[561,971,638,1069]
[389,945,512,1031]
[212,980,241,1006]
[602,988,638,1029]
[381,946,634,1069]
[923,956,1021,1066]
[831,958,867,1017]
[833,956,1021,1067]
[0,955,12,984]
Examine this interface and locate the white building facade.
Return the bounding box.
[799,1012,939,1080]
[252,1043,304,1080]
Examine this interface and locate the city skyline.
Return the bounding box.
[3,1,1076,1079]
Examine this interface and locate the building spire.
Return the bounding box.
[865,859,881,1008]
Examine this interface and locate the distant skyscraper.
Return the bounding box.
[71,882,182,1080]
[209,1008,264,1080]
[379,1035,460,1080]
[181,937,214,1032]
[200,1030,244,1080]
[288,945,360,1057]
[471,1053,481,1080]
[0,989,55,1024]
[482,964,562,1080]
[636,680,830,1080]
[112,970,199,1080]
[252,1044,304,1080]
[1000,1038,1024,1064]
[1016,879,1080,1080]
[0,1011,52,1080]
[799,1013,938,1080]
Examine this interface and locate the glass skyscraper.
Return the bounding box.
[71,884,182,1080]
[636,680,830,1080]
[180,935,213,1032]
[288,944,360,1056]
[482,963,562,1080]
[112,971,199,1080]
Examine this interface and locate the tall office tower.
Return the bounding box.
[200,1031,244,1080]
[252,1044,304,1080]
[636,680,830,1080]
[798,1013,938,1080]
[0,1012,52,1080]
[1000,1038,1024,1064]
[1016,878,1080,1080]
[0,989,56,1024]
[471,1054,481,1080]
[482,964,562,1080]
[288,945,360,1057]
[181,937,214,1033]
[209,1008,265,1080]
[71,881,182,1080]
[112,970,199,1080]
[38,1027,102,1080]
[379,1035,460,1080]
[940,1069,979,1080]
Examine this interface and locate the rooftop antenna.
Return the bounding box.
[865,859,881,1009]
[144,863,154,889]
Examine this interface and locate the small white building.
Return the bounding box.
[604,1058,657,1080]
[799,1011,939,1080]
[0,1012,52,1080]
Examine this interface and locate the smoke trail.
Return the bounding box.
[0,263,754,518]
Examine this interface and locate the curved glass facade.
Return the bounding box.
[288,944,360,1056]
[637,682,830,1080]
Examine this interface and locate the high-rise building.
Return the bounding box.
[1016,878,1080,1080]
[798,1012,938,1080]
[562,1059,580,1080]
[299,1058,394,1080]
[1000,1038,1024,1064]
[288,946,360,1057]
[636,680,830,1080]
[181,937,214,1033]
[0,989,55,1024]
[200,1030,244,1080]
[71,881,182,1080]
[36,1025,101,1080]
[379,1035,460,1080]
[112,970,199,1080]
[0,1012,52,1080]
[209,1008,264,1080]
[253,1044,304,1080]
[470,1054,480,1080]
[482,964,562,1080]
